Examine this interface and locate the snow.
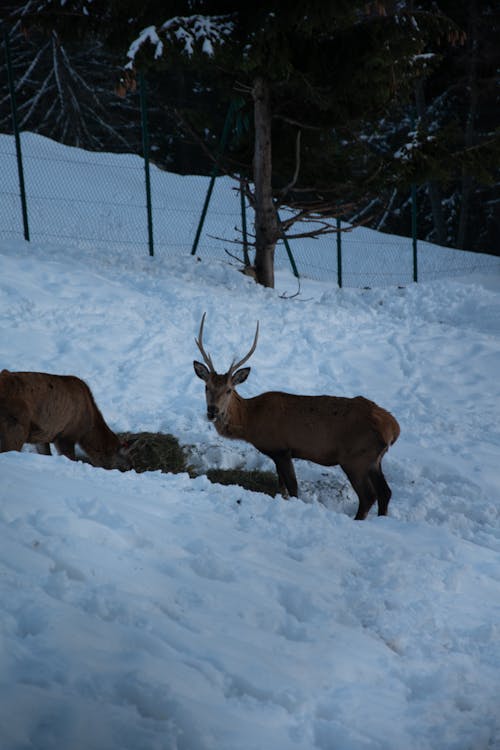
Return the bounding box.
[126,15,235,65]
[127,27,164,63]
[1,133,500,750]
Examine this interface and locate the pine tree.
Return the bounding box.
[20,0,483,285]
[372,0,500,253]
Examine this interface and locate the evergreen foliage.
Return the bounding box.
[3,1,499,266]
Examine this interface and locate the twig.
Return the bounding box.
[279,129,301,199]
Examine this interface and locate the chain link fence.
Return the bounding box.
[3,129,499,288]
[2,23,499,288]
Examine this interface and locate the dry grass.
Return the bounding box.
[118,431,278,497]
[118,431,191,475]
[206,468,278,497]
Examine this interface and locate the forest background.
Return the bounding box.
[1,1,499,277]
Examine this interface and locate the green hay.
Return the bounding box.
[118,432,278,498]
[206,468,279,497]
[118,431,191,475]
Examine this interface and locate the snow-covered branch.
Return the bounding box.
[126,14,234,68]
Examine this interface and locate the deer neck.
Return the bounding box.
[81,410,119,455]
[215,392,248,440]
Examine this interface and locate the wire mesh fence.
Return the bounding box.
[2,81,499,285]
[3,130,500,288]
[2,19,499,288]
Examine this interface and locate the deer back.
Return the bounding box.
[234,391,399,465]
[0,370,97,441]
[0,370,127,468]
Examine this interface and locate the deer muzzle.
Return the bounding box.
[207,405,218,421]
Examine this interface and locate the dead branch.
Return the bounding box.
[207,231,255,246]
[278,202,356,231]
[224,247,248,263]
[283,225,353,241]
[233,80,253,95]
[238,177,256,210]
[272,113,323,132]
[279,129,302,200]
[279,278,303,300]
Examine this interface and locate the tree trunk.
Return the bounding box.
[252,76,279,288]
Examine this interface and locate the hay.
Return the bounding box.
[118,432,191,475]
[206,468,278,497]
[118,432,279,498]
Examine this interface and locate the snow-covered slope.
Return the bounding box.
[1,135,500,750]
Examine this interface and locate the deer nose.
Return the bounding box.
[207,405,218,421]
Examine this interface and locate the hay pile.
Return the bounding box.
[118,432,191,475]
[118,431,279,497]
[206,468,278,497]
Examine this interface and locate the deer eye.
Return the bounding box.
[226,388,232,394]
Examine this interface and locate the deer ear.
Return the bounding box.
[193,361,210,381]
[232,367,251,385]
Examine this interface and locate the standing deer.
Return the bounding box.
[193,314,400,519]
[0,370,132,471]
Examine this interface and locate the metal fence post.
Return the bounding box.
[336,215,342,288]
[139,72,154,257]
[3,23,30,241]
[411,184,418,282]
[276,211,299,279]
[191,99,240,256]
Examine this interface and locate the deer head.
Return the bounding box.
[193,312,259,424]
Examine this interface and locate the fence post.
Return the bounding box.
[3,23,30,241]
[276,211,300,279]
[336,215,342,288]
[139,72,154,257]
[411,183,418,282]
[191,99,241,256]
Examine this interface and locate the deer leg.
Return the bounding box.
[368,464,392,516]
[36,443,52,455]
[266,450,298,499]
[342,465,377,520]
[277,469,290,498]
[0,407,29,452]
[54,437,76,461]
[0,427,26,452]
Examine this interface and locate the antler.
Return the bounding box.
[195,312,215,372]
[196,313,259,376]
[229,321,260,375]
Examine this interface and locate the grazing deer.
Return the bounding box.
[193,314,400,519]
[0,370,132,471]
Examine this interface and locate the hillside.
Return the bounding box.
[1,136,500,750]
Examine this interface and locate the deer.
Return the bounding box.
[193,314,400,520]
[0,369,133,471]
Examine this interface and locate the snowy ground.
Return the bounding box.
[1,135,500,750]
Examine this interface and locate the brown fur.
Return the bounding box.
[0,370,131,470]
[193,319,400,519]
